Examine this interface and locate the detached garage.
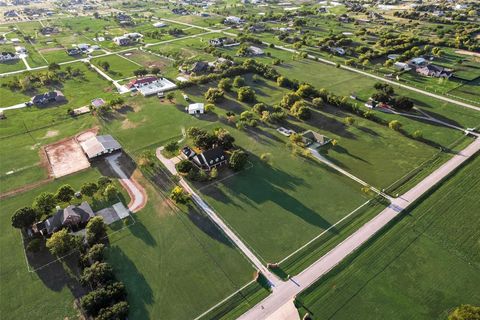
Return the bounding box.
[80,135,122,160]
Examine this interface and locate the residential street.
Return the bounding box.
[238,137,480,320]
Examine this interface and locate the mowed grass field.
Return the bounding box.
[106,174,254,320]
[296,155,480,320]
[199,126,370,263]
[0,167,255,320]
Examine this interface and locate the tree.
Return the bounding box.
[46,229,79,256]
[205,88,224,103]
[312,97,323,108]
[81,182,99,197]
[374,82,394,95]
[81,243,105,266]
[237,86,255,102]
[344,116,355,126]
[34,192,57,216]
[86,216,107,245]
[252,103,267,115]
[289,133,303,145]
[393,96,414,111]
[296,84,317,99]
[233,76,245,88]
[448,305,480,320]
[170,186,189,204]
[215,128,235,149]
[11,207,38,229]
[166,91,175,101]
[412,130,423,139]
[80,282,126,316]
[280,92,301,109]
[150,66,161,76]
[290,101,311,120]
[205,103,215,112]
[218,78,232,92]
[98,177,112,189]
[55,184,75,203]
[210,167,218,179]
[133,68,148,77]
[103,184,118,201]
[228,150,248,171]
[176,159,193,174]
[81,261,115,287]
[99,61,110,71]
[96,301,129,320]
[389,120,402,131]
[48,62,60,71]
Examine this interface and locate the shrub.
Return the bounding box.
[176,160,193,174]
[237,86,256,102]
[389,120,402,131]
[164,141,178,153]
[233,76,245,88]
[218,78,232,92]
[229,150,248,171]
[170,186,189,204]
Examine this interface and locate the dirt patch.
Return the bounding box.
[455,50,480,58]
[76,127,99,143]
[44,138,90,178]
[38,47,64,53]
[43,130,59,139]
[121,118,138,129]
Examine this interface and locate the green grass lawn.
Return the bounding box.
[91,53,142,80]
[0,169,109,320]
[0,59,26,73]
[107,177,255,319]
[198,125,370,263]
[0,163,255,320]
[296,154,480,320]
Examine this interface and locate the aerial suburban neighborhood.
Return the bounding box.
[0,0,479,320]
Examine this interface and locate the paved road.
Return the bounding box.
[238,137,480,320]
[106,153,146,213]
[0,102,27,111]
[155,147,281,287]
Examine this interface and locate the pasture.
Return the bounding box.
[296,155,480,320]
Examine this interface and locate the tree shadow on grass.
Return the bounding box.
[207,153,336,231]
[107,246,153,320]
[31,248,87,299]
[128,218,157,247]
[185,205,234,247]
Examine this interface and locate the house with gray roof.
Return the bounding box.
[33,202,95,236]
[80,135,122,160]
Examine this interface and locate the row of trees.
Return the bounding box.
[11,177,119,230]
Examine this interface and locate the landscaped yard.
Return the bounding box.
[0,166,255,320]
[296,154,480,320]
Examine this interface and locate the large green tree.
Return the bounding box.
[55,184,75,203]
[34,192,57,216]
[11,207,38,229]
[46,229,79,256]
[229,150,249,171]
[86,216,107,245]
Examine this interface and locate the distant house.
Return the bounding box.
[0,52,19,61]
[113,33,143,46]
[80,135,122,160]
[247,46,264,56]
[330,47,345,55]
[416,64,452,78]
[301,130,331,148]
[77,43,90,52]
[30,90,66,106]
[153,22,167,28]
[364,98,378,109]
[393,62,411,71]
[209,37,235,47]
[192,147,227,171]
[40,26,58,35]
[91,98,106,108]
[33,202,95,236]
[66,48,82,56]
[14,46,27,54]
[224,16,244,25]
[248,24,266,33]
[116,12,133,25]
[126,76,158,89]
[186,103,204,115]
[409,57,427,66]
[126,76,177,96]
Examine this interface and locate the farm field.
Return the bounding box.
[296,154,480,320]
